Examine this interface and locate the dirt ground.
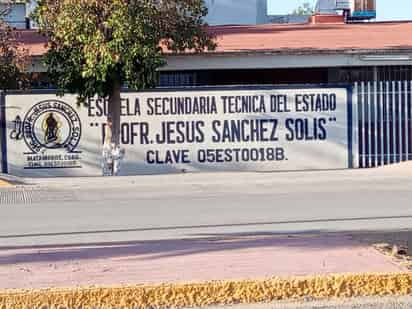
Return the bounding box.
[352,230,412,270]
[349,161,412,268]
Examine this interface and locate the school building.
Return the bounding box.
[15,18,412,89]
[3,0,412,176]
[4,0,407,90]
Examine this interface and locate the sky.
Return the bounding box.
[268,0,412,21]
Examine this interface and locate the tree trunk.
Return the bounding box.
[108,81,121,146]
[103,81,122,176]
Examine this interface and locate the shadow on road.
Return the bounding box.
[0,228,411,266]
[0,231,349,265]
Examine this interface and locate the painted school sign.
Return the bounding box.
[1,86,352,177]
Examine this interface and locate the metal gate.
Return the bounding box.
[353,81,412,168]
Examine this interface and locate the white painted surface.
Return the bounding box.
[29,53,412,74]
[5,87,349,177]
[162,53,412,71]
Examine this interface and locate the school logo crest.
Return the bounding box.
[23,100,82,154]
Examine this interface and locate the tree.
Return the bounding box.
[292,1,315,16]
[33,0,216,163]
[0,0,28,90]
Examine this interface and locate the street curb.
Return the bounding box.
[1,273,411,309]
[0,179,11,187]
[0,174,28,187]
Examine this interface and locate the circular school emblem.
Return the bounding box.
[23,100,82,154]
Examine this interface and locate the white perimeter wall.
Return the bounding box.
[5,87,350,177]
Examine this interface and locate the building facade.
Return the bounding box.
[204,0,268,25]
[0,0,28,29]
[10,0,412,90]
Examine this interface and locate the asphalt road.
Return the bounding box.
[1,165,412,247]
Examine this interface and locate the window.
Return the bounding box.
[158,72,197,88]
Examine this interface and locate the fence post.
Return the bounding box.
[409,81,412,160]
[372,80,378,167]
[379,81,384,166]
[385,81,390,165]
[347,85,354,169]
[397,80,402,163]
[352,83,359,168]
[404,80,409,162]
[360,81,366,168]
[0,91,7,174]
[367,81,372,168]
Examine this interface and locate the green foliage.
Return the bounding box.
[33,0,216,102]
[292,1,315,16]
[0,0,29,90]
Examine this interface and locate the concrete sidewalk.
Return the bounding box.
[9,162,412,190]
[0,233,407,290]
[0,162,412,195]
